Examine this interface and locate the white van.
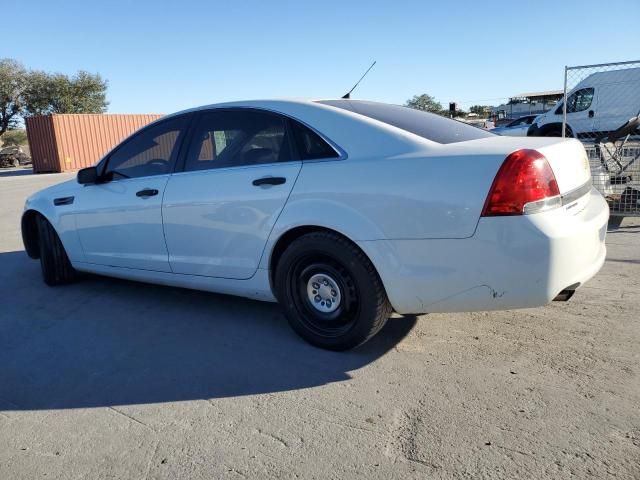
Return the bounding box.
[528,67,640,138]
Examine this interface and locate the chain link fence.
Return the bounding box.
[563,61,640,217]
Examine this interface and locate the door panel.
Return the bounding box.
[595,84,635,133]
[75,176,171,271]
[73,114,190,272]
[162,108,302,279]
[163,162,301,279]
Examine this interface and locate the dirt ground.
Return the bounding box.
[1,170,639,479]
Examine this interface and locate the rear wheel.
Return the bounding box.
[275,231,392,350]
[544,128,562,137]
[36,216,76,286]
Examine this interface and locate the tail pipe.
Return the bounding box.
[553,283,581,302]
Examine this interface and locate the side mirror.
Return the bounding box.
[77,166,99,185]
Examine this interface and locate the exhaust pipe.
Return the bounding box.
[553,283,581,302]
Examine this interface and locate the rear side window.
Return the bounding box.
[290,120,339,160]
[318,100,494,144]
[184,109,293,172]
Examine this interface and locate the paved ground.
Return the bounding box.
[1,169,639,479]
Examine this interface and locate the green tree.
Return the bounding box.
[469,105,490,116]
[404,94,442,113]
[25,70,108,116]
[0,59,28,137]
[0,58,108,139]
[1,129,27,146]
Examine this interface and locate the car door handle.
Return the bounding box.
[252,176,286,187]
[136,188,159,198]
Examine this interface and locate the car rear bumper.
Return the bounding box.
[358,188,609,314]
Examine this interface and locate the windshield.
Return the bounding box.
[318,100,495,144]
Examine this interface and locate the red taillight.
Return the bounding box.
[481,149,560,216]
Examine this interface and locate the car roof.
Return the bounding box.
[169,98,330,116]
[161,99,441,159]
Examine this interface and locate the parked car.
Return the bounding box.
[0,145,30,168]
[22,99,609,350]
[465,118,495,129]
[528,67,640,138]
[491,115,539,136]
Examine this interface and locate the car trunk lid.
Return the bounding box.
[533,138,591,195]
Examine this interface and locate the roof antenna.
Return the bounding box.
[342,61,376,99]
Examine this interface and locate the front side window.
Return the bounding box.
[104,116,188,180]
[557,88,595,114]
[185,110,292,172]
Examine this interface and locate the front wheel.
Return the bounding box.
[36,216,77,286]
[275,231,392,350]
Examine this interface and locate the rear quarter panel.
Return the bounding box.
[266,143,508,247]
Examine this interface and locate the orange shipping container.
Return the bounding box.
[26,113,164,173]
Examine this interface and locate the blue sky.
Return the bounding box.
[5,0,640,113]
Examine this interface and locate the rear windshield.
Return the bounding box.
[318,100,494,144]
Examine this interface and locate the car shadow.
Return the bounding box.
[607,224,640,233]
[607,216,640,232]
[605,258,640,265]
[0,250,416,411]
[0,167,34,177]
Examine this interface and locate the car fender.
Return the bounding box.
[23,181,85,263]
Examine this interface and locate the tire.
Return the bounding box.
[274,231,392,350]
[12,158,19,168]
[36,216,76,286]
[544,128,562,137]
[608,216,624,230]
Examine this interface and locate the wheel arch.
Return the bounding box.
[21,209,45,259]
[538,122,574,137]
[267,225,386,300]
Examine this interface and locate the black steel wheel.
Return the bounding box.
[275,231,391,350]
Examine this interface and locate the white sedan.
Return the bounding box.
[491,115,539,136]
[22,99,609,350]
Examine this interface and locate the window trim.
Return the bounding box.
[173,107,347,174]
[97,113,195,181]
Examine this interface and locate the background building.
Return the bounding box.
[491,90,563,120]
